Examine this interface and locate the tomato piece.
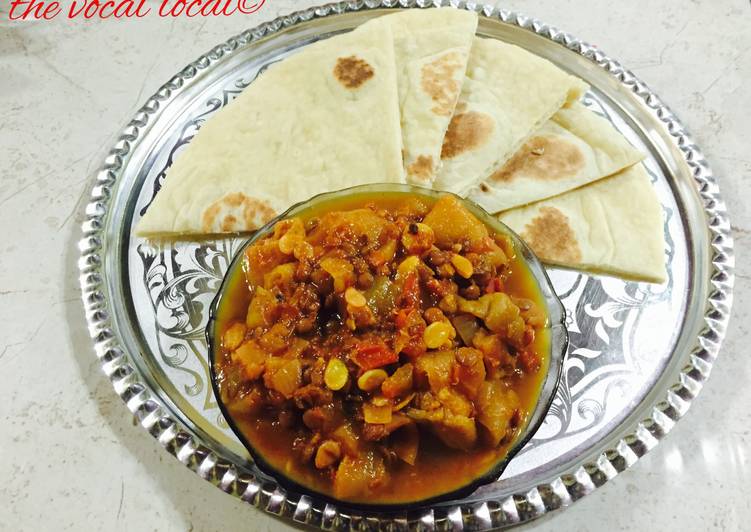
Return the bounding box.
[395,309,409,329]
[399,272,420,310]
[522,325,535,347]
[518,350,541,373]
[484,277,503,294]
[352,342,398,370]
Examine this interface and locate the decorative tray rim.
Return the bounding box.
[77,1,735,529]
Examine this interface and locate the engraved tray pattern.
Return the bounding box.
[78,1,734,529]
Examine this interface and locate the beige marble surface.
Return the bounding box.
[1,1,749,530]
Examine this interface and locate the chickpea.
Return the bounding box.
[357,369,389,392]
[451,254,474,278]
[344,287,367,308]
[423,321,456,349]
[324,358,349,391]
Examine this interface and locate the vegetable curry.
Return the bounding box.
[213,193,549,504]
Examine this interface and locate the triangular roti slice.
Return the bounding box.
[498,163,666,283]
[433,37,588,194]
[370,8,477,184]
[469,102,644,213]
[137,21,403,236]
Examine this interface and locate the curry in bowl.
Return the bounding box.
[209,188,560,505]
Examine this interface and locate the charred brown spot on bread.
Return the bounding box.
[202,203,222,232]
[490,136,585,183]
[225,194,244,207]
[441,112,494,159]
[406,155,434,181]
[221,215,238,232]
[522,206,582,264]
[243,196,276,229]
[334,56,374,89]
[421,51,464,116]
[202,193,276,233]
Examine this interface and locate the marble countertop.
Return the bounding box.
[1,1,749,530]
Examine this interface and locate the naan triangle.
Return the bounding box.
[137,21,404,236]
[370,8,477,185]
[469,102,644,213]
[498,163,666,282]
[434,37,588,195]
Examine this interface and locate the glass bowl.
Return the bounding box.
[206,183,568,509]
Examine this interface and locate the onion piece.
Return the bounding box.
[451,314,480,345]
[393,392,416,411]
[363,402,393,424]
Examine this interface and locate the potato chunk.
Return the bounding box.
[436,411,477,450]
[455,347,486,399]
[222,322,247,351]
[244,239,288,287]
[422,195,488,247]
[263,357,302,398]
[310,209,391,247]
[437,387,473,418]
[226,386,264,417]
[333,452,388,500]
[407,407,477,451]
[320,257,355,293]
[476,380,520,447]
[263,262,297,291]
[458,292,525,343]
[232,340,267,380]
[246,286,275,329]
[414,350,455,391]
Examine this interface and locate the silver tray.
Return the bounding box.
[78,1,734,529]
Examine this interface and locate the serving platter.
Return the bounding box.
[78,1,734,529]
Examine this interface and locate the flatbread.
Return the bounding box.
[371,8,477,185]
[433,37,588,195]
[498,163,666,282]
[137,21,403,236]
[468,102,644,213]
